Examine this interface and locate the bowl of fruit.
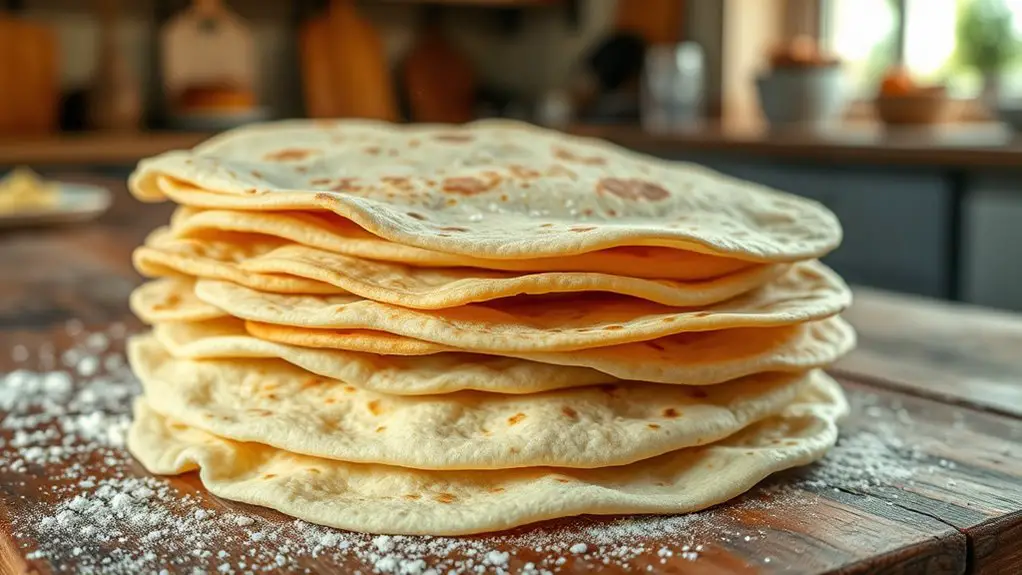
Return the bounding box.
[755,36,845,127]
[873,67,953,126]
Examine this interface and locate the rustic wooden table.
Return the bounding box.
[1,177,1021,575]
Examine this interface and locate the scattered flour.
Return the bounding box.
[0,321,948,574]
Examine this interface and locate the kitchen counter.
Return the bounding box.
[571,121,1022,169]
[1,177,1021,573]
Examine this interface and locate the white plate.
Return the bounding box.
[0,182,113,229]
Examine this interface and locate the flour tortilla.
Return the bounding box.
[128,373,847,535]
[130,278,224,323]
[169,206,758,281]
[156,316,854,391]
[135,227,342,295]
[130,334,828,470]
[193,261,851,353]
[128,119,841,263]
[139,225,789,308]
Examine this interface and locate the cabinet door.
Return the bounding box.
[663,155,954,298]
[962,176,1022,312]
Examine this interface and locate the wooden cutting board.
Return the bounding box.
[402,24,476,123]
[0,14,58,135]
[299,0,397,121]
[160,0,257,112]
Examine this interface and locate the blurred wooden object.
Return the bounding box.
[614,0,684,45]
[88,0,142,132]
[403,23,476,123]
[160,0,257,114]
[299,0,398,121]
[0,13,59,135]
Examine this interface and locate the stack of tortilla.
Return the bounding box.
[124,119,854,536]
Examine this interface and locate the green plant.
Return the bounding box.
[954,0,1021,72]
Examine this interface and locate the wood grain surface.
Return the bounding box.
[1,177,1022,574]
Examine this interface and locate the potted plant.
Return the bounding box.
[954,0,1021,106]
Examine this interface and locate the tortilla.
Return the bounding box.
[192,261,851,353]
[128,373,846,535]
[128,119,842,263]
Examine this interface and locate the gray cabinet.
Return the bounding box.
[962,176,1022,312]
[640,151,955,298]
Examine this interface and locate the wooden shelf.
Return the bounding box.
[0,132,212,167]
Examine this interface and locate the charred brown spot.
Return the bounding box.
[603,325,624,331]
[489,487,506,493]
[554,146,607,166]
[302,377,325,389]
[295,166,309,174]
[597,177,670,201]
[364,146,381,156]
[561,406,578,418]
[607,209,618,217]
[406,212,428,221]
[263,473,277,479]
[308,468,322,474]
[367,400,382,415]
[554,477,571,483]
[439,226,469,232]
[648,423,661,429]
[540,223,555,228]
[404,493,421,500]
[310,177,333,186]
[662,317,677,323]
[250,170,263,178]
[663,408,681,418]
[264,148,314,162]
[433,493,457,503]
[433,133,473,143]
[330,178,363,193]
[687,389,709,399]
[170,423,187,431]
[442,176,499,196]
[375,425,386,433]
[509,164,541,179]
[645,341,667,352]
[446,198,458,206]
[324,398,337,405]
[570,226,596,233]
[508,412,527,425]
[344,385,357,393]
[408,139,421,147]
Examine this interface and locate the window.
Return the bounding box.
[823,0,1022,99]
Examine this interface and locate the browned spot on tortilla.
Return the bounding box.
[554,146,607,165]
[250,170,263,178]
[509,164,541,179]
[265,393,279,401]
[600,384,618,396]
[375,425,386,433]
[437,233,451,237]
[582,208,594,216]
[645,341,667,352]
[554,477,571,483]
[295,166,309,174]
[662,317,676,323]
[662,408,680,418]
[509,447,520,454]
[308,468,322,474]
[264,148,315,162]
[446,198,458,206]
[408,139,421,147]
[500,194,509,202]
[540,223,555,228]
[404,493,421,500]
[693,311,712,318]
[570,226,596,233]
[243,188,259,194]
[597,177,670,201]
[406,212,428,221]
[364,146,381,156]
[507,412,527,425]
[433,493,457,503]
[262,473,277,479]
[442,176,499,196]
[301,377,325,389]
[687,389,709,399]
[603,324,623,330]
[310,177,333,186]
[367,400,382,415]
[561,406,577,418]
[324,398,337,405]
[433,133,473,143]
[607,209,618,217]
[330,178,363,192]
[170,423,187,431]
[439,226,469,232]
[785,440,799,446]
[344,385,357,393]
[489,487,506,493]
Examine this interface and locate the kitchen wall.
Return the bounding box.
[21,0,637,120]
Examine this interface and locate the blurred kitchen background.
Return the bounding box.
[3,0,1022,310]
